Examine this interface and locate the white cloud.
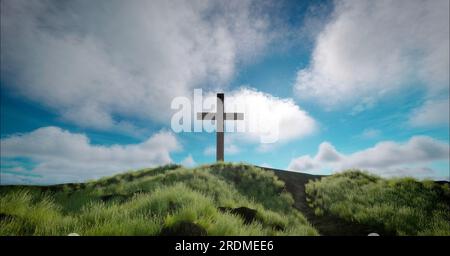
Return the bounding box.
[198,87,317,153]
[0,127,180,184]
[409,98,450,127]
[294,0,449,110]
[181,154,196,167]
[288,136,450,179]
[1,0,272,132]
[210,87,317,144]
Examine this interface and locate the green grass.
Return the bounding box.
[0,163,318,236]
[305,170,450,235]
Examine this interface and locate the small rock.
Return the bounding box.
[368,233,380,236]
[218,206,258,224]
[68,233,80,236]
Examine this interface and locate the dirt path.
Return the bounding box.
[260,167,382,236]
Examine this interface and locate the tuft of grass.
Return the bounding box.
[0,190,76,235]
[305,170,450,235]
[208,163,295,212]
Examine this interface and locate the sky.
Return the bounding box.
[1,0,449,184]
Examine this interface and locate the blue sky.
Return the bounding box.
[1,0,449,184]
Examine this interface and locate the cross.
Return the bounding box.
[197,93,244,162]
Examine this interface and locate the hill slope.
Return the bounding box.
[304,171,450,235]
[0,163,318,236]
[1,163,448,236]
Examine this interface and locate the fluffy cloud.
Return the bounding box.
[220,87,317,144]
[1,0,272,132]
[197,87,317,154]
[0,127,180,184]
[409,98,450,127]
[181,154,196,167]
[294,0,449,109]
[288,136,450,179]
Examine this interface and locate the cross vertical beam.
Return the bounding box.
[216,93,224,161]
[196,93,244,162]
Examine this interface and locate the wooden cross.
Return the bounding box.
[197,93,244,162]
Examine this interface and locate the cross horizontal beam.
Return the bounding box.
[197,112,244,120]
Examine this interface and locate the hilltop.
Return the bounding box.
[1,163,449,236]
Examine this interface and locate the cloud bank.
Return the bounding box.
[294,0,449,112]
[0,127,180,184]
[288,136,450,179]
[1,0,272,132]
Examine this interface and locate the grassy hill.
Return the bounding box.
[305,171,450,235]
[1,163,448,236]
[0,163,318,236]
